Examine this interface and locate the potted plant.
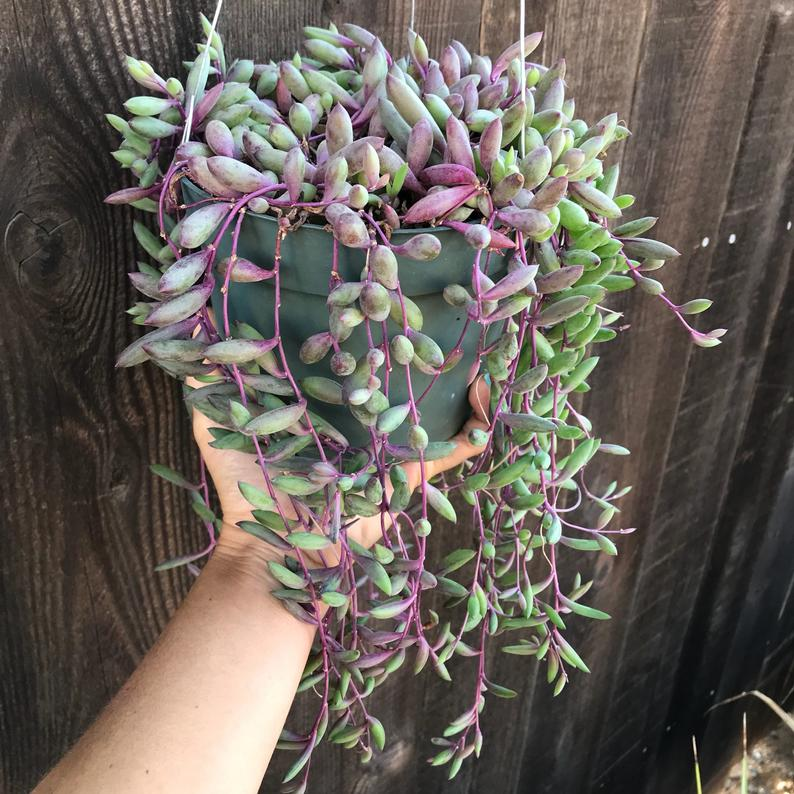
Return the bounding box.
[107,14,722,790]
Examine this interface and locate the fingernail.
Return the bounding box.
[483,373,491,385]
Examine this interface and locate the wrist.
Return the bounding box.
[211,520,330,620]
[212,520,280,579]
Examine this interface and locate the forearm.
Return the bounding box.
[36,533,314,794]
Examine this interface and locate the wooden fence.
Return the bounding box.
[1,1,793,792]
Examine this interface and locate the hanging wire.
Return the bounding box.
[519,0,526,158]
[181,0,225,144]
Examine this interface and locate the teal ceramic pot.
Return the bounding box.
[182,180,509,447]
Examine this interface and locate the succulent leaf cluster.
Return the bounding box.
[107,17,722,790]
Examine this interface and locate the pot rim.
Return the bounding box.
[182,177,467,237]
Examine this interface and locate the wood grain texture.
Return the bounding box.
[582,3,792,791]
[0,1,793,793]
[0,0,203,791]
[643,5,794,790]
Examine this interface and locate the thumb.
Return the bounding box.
[469,375,490,424]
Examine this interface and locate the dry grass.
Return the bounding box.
[694,692,794,794]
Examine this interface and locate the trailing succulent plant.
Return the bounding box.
[107,15,723,790]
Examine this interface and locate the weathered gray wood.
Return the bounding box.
[0,1,204,790]
[582,1,793,790]
[1,2,793,793]
[642,5,794,790]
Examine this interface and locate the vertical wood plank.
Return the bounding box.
[0,1,205,790]
[642,4,794,788]
[581,1,783,791]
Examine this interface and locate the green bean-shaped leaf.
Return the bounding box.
[535,295,590,326]
[237,520,293,550]
[499,412,556,433]
[271,475,323,496]
[559,594,610,620]
[426,483,456,522]
[244,402,306,436]
[204,338,276,364]
[180,203,232,248]
[358,556,392,595]
[288,531,333,550]
[376,403,411,433]
[569,181,622,219]
[301,376,344,405]
[238,481,276,510]
[268,561,308,589]
[369,596,415,620]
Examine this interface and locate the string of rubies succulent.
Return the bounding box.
[107,17,722,790]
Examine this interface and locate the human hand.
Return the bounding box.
[188,374,490,569]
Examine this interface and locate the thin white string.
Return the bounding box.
[519,0,526,158]
[410,0,416,31]
[181,0,225,144]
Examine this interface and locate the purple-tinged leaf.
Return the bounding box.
[391,233,442,261]
[279,598,318,627]
[407,118,434,174]
[158,249,213,295]
[445,115,475,172]
[205,119,235,157]
[217,256,274,283]
[620,237,681,260]
[116,317,198,368]
[180,203,233,248]
[496,207,553,238]
[154,548,211,572]
[535,265,584,295]
[421,164,479,187]
[331,211,370,248]
[491,33,544,80]
[244,401,306,436]
[207,156,274,193]
[239,372,293,396]
[128,272,165,300]
[535,295,590,326]
[104,186,156,205]
[691,328,727,348]
[155,360,215,378]
[445,220,516,250]
[194,81,224,125]
[369,595,415,620]
[187,156,242,199]
[480,295,534,323]
[284,146,306,202]
[146,282,213,326]
[478,118,502,174]
[143,339,205,362]
[261,434,313,462]
[403,185,478,225]
[204,337,278,364]
[352,651,394,670]
[529,176,568,213]
[150,463,200,490]
[481,265,538,301]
